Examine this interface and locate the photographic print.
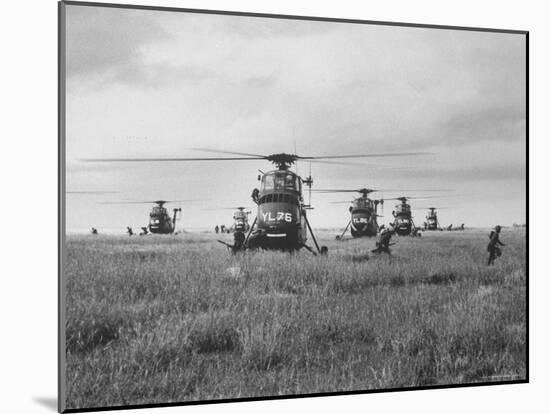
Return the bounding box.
[59,1,527,412]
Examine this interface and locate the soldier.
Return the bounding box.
[139,227,149,236]
[487,225,505,265]
[251,188,260,204]
[91,227,98,235]
[218,231,246,254]
[371,224,395,255]
[233,231,245,252]
[127,226,134,236]
[215,225,219,234]
[220,224,226,233]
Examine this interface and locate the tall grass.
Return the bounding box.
[64,229,526,409]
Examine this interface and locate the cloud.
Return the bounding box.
[443,102,525,144]
[64,6,334,91]
[65,5,171,82]
[63,7,526,229]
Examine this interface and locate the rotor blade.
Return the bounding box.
[330,201,354,204]
[99,199,197,204]
[307,161,426,169]
[307,159,377,167]
[206,207,251,210]
[387,189,455,192]
[313,188,452,193]
[313,190,359,193]
[81,157,264,162]
[300,151,433,160]
[384,195,450,201]
[99,201,153,204]
[190,148,267,158]
[312,188,393,193]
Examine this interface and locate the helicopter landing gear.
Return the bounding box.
[303,212,328,256]
[336,220,351,241]
[301,244,317,256]
[243,216,257,248]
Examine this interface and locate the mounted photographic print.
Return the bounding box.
[59,1,528,412]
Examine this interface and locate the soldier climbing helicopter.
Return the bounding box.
[83,148,430,254]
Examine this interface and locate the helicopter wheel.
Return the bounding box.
[335,235,341,240]
[320,246,328,255]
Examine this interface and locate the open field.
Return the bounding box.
[64,228,526,410]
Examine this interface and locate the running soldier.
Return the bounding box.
[371,224,395,255]
[487,225,505,265]
[217,231,246,254]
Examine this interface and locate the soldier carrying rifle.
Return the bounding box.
[218,231,246,254]
[487,225,505,266]
[371,224,396,256]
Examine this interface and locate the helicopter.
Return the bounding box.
[83,148,430,254]
[227,207,252,232]
[210,206,252,233]
[100,199,187,234]
[424,207,443,231]
[312,188,385,239]
[389,196,447,236]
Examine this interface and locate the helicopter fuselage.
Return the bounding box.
[248,169,308,251]
[426,214,439,230]
[233,210,250,232]
[349,197,380,237]
[392,202,414,236]
[149,206,175,234]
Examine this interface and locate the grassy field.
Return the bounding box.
[64,228,526,410]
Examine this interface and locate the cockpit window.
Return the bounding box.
[151,207,166,215]
[396,204,410,213]
[262,175,274,191]
[262,172,300,191]
[274,175,285,189]
[285,173,296,189]
[353,198,372,209]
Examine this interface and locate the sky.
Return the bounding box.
[64,4,526,233]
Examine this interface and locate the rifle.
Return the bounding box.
[217,240,235,249]
[218,239,246,254]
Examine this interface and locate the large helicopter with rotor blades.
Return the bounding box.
[388,195,451,236]
[83,148,430,254]
[99,199,190,234]
[311,188,386,239]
